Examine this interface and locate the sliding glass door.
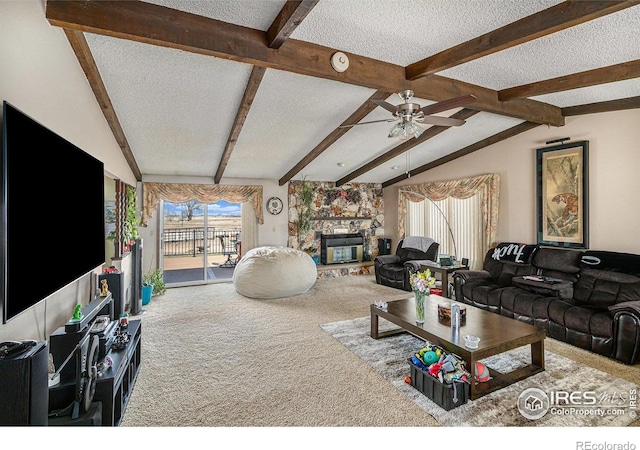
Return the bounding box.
[160,200,241,286]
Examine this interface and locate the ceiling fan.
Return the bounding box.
[340,90,476,140]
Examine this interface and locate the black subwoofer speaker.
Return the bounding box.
[0,341,48,425]
[378,238,391,256]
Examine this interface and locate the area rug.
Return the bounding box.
[321,317,639,427]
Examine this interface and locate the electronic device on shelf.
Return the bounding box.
[439,257,454,267]
[90,316,110,334]
[0,340,37,360]
[522,275,563,284]
[92,320,118,361]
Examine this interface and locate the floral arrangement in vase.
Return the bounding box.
[410,268,436,323]
[410,268,436,293]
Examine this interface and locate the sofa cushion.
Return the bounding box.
[532,247,582,274]
[483,255,534,286]
[581,250,640,277]
[461,281,506,313]
[548,299,614,357]
[490,242,537,265]
[376,264,407,290]
[396,240,438,264]
[500,287,556,328]
[574,268,640,308]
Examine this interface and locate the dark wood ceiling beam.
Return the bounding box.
[405,1,639,80]
[266,0,319,49]
[45,0,564,127]
[62,29,142,181]
[278,90,392,186]
[382,121,540,187]
[336,109,479,187]
[562,96,640,116]
[214,66,266,184]
[499,59,640,101]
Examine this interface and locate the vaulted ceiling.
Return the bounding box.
[45,0,640,187]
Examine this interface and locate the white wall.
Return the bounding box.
[0,1,136,341]
[384,109,640,255]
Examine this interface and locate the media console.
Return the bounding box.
[95,319,141,426]
[49,319,141,426]
[48,293,142,426]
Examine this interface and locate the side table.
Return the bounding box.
[419,261,469,296]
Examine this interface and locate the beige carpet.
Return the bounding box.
[123,275,640,428]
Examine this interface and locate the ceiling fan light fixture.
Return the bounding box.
[388,120,424,140]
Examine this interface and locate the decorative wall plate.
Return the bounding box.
[267,196,283,215]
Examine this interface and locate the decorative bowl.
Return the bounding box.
[464,335,480,349]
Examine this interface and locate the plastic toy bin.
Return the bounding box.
[407,358,469,410]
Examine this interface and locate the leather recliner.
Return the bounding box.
[374,239,439,291]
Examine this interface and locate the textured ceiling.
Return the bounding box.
[52,0,640,185]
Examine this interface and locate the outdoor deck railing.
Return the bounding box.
[162,227,241,257]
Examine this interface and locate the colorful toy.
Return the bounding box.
[475,361,490,382]
[411,341,472,387]
[428,362,444,382]
[411,355,426,369]
[71,304,83,321]
[423,350,439,365]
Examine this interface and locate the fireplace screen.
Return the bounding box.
[321,233,364,265]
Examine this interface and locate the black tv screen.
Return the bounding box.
[1,101,105,323]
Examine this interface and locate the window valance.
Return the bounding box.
[141,182,264,225]
[398,173,500,248]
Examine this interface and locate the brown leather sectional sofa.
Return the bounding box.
[453,243,640,365]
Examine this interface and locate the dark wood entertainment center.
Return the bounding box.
[95,319,141,426]
[48,320,141,426]
[48,294,142,426]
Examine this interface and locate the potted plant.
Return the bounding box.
[142,269,166,298]
[107,186,140,249]
[125,186,140,245]
[303,245,319,264]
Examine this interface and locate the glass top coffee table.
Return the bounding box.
[370,296,545,400]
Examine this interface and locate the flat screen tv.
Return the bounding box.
[1,101,105,323]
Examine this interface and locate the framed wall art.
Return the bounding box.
[536,140,589,249]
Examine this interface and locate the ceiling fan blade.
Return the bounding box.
[419,94,477,115]
[419,115,467,127]
[339,118,398,128]
[371,99,399,114]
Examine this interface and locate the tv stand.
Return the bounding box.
[49,319,142,426]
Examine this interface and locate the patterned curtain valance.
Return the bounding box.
[141,182,264,226]
[398,173,500,249]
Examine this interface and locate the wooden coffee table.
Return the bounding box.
[370,296,545,400]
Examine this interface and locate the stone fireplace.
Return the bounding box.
[288,181,385,262]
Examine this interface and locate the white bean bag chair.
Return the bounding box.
[233,246,317,298]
